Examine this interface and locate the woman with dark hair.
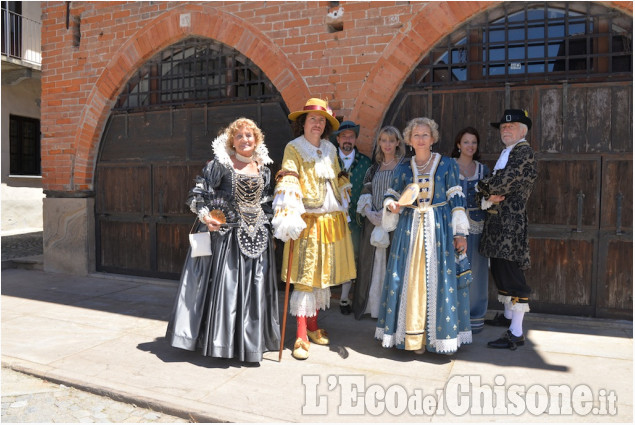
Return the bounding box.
[352,126,405,320]
[166,118,280,363]
[272,98,356,360]
[451,127,491,334]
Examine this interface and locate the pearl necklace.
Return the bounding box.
[382,157,396,166]
[235,152,254,163]
[415,153,433,171]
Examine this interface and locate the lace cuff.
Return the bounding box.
[272,186,307,241]
[272,186,305,212]
[382,198,399,232]
[446,185,464,200]
[196,206,210,221]
[272,210,307,242]
[452,208,470,236]
[481,198,494,210]
[357,193,373,216]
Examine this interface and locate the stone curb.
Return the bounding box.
[1,357,254,424]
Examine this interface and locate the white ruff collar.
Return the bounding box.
[290,136,336,179]
[211,133,273,168]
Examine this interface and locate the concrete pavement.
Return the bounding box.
[1,267,633,423]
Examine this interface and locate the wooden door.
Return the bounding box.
[596,157,633,318]
[95,102,292,279]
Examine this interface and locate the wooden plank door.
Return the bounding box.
[95,102,292,279]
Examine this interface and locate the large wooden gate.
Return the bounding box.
[385,84,632,320]
[96,103,291,279]
[95,38,292,279]
[383,2,632,318]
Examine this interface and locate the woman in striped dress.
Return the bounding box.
[353,126,406,319]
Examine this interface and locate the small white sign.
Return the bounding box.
[510,62,522,70]
[180,13,191,27]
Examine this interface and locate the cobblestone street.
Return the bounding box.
[1,368,190,423]
[0,231,43,261]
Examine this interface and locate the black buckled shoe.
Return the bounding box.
[484,312,511,327]
[340,300,352,315]
[487,330,525,350]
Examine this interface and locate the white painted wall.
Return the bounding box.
[1,66,43,232]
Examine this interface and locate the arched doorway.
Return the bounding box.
[95,37,292,279]
[383,2,632,318]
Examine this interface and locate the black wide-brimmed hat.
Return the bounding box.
[490,109,532,130]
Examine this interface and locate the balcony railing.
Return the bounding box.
[1,7,41,66]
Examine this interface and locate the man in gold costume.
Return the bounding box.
[272,98,356,360]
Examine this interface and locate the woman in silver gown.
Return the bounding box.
[166,118,280,363]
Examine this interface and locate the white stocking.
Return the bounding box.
[340,281,352,304]
[510,310,525,337]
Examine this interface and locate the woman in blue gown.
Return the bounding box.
[375,117,472,354]
[450,127,491,334]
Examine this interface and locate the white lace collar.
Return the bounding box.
[290,136,336,179]
[494,138,526,172]
[211,133,273,168]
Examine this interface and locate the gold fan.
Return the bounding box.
[397,183,419,206]
[208,209,227,224]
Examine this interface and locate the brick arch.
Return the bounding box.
[71,3,309,190]
[349,1,494,152]
[350,0,633,152]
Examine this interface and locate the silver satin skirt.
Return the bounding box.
[166,225,280,363]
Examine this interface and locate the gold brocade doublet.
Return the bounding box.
[276,138,347,208]
[274,136,356,289]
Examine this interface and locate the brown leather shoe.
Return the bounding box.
[292,338,310,360]
[307,328,329,345]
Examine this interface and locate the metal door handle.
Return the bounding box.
[616,192,623,235]
[575,191,584,233]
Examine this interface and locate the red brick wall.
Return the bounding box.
[40,1,633,192]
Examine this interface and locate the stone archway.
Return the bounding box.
[45,3,311,275]
[71,3,310,192]
[94,37,293,279]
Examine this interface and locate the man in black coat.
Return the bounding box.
[478,109,538,350]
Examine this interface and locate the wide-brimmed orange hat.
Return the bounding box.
[288,98,340,131]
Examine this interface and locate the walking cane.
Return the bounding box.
[279,239,294,362]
